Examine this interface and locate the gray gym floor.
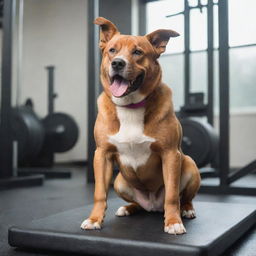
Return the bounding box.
[1,168,256,256]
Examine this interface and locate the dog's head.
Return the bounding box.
[94,17,179,106]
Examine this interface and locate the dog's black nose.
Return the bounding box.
[111,58,126,71]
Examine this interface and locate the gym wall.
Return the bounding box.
[21,0,88,162]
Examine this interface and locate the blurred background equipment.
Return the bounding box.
[180,117,218,168]
[11,66,79,177]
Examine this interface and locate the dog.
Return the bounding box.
[81,17,201,235]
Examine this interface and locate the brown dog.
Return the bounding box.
[81,17,201,235]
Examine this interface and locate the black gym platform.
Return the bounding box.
[9,198,256,256]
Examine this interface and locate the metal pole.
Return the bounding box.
[184,0,190,105]
[0,0,15,178]
[46,66,55,115]
[87,0,99,182]
[218,0,230,185]
[16,0,24,107]
[138,0,146,35]
[207,0,214,125]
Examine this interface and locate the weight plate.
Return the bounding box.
[42,112,79,153]
[11,106,45,161]
[180,118,218,168]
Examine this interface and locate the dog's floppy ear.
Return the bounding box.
[146,29,179,57]
[94,17,120,50]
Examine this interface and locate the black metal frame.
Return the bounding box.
[0,0,44,189]
[184,0,190,108]
[138,0,146,35]
[46,66,56,115]
[141,0,256,195]
[217,0,230,186]
[207,0,214,126]
[200,0,256,195]
[167,0,256,195]
[0,0,14,178]
[168,0,217,125]
[87,0,100,182]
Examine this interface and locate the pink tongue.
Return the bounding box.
[110,77,129,97]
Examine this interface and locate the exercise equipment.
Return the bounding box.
[173,0,256,195]
[42,113,79,153]
[11,106,45,162]
[12,105,79,165]
[168,0,217,170]
[177,92,219,169]
[12,65,79,168]
[180,118,218,168]
[0,0,44,189]
[29,66,79,167]
[8,198,256,256]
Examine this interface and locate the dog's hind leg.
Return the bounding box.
[180,155,201,219]
[114,172,143,216]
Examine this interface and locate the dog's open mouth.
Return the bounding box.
[110,73,144,97]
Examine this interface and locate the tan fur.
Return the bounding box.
[81,17,201,235]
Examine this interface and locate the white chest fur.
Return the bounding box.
[108,106,155,171]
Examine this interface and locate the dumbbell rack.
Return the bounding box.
[0,0,44,189]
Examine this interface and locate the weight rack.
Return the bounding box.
[202,0,256,195]
[172,0,256,196]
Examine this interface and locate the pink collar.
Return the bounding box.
[122,99,146,109]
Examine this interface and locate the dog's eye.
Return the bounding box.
[133,49,143,56]
[109,48,116,53]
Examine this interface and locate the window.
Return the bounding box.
[146,0,256,111]
[229,0,256,47]
[189,7,207,51]
[146,0,184,54]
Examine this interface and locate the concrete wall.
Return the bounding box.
[21,0,88,162]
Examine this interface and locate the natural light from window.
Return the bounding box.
[146,0,256,54]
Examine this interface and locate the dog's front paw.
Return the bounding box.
[115,206,130,216]
[182,209,196,219]
[164,222,186,235]
[181,203,196,219]
[80,218,102,230]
